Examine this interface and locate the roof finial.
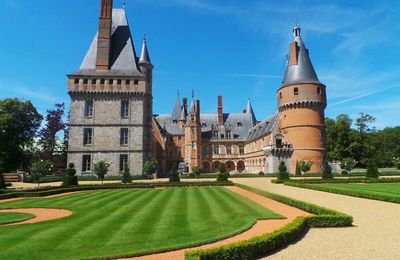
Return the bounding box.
[192,89,195,98]
[143,33,147,42]
[177,90,180,97]
[123,0,126,9]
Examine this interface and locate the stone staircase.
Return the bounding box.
[3,173,20,182]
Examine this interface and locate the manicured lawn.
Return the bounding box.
[0,212,35,225]
[0,187,281,259]
[297,183,400,203]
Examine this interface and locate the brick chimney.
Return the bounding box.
[96,0,113,70]
[183,98,188,111]
[218,96,223,126]
[289,42,299,65]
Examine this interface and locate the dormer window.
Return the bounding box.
[202,123,207,128]
[317,87,321,94]
[173,120,178,124]
[74,78,79,85]
[294,87,299,95]
[237,122,243,127]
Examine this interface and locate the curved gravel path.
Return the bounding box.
[0,208,73,226]
[234,178,400,260]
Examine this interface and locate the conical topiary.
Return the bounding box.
[366,160,379,179]
[322,161,334,179]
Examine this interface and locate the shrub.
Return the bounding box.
[277,161,289,181]
[217,163,229,182]
[192,165,203,180]
[341,170,349,175]
[322,161,333,179]
[218,163,227,174]
[258,172,265,176]
[298,160,313,175]
[92,161,110,184]
[0,168,5,189]
[341,158,356,173]
[143,160,158,178]
[31,160,53,187]
[295,161,301,176]
[122,164,132,184]
[62,163,78,187]
[169,163,180,182]
[366,160,379,178]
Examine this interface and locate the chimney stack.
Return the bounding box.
[96,0,113,70]
[183,98,188,110]
[218,96,223,126]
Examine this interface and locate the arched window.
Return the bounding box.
[279,92,282,99]
[294,87,299,95]
[317,87,321,94]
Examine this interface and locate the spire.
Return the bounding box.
[139,34,152,67]
[190,90,196,113]
[281,25,321,87]
[171,92,181,121]
[96,0,113,70]
[246,98,257,126]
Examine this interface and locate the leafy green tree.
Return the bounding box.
[298,160,313,175]
[192,165,203,180]
[62,163,78,187]
[31,160,53,187]
[366,160,379,179]
[295,161,302,176]
[277,161,289,181]
[325,115,352,161]
[92,161,109,184]
[143,161,158,178]
[169,163,180,182]
[0,168,5,189]
[0,98,43,171]
[341,158,356,174]
[122,164,132,184]
[322,161,333,179]
[394,157,400,170]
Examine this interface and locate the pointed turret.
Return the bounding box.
[171,93,181,121]
[281,26,320,87]
[246,98,257,126]
[189,91,196,113]
[139,34,153,69]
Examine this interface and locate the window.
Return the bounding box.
[202,122,207,128]
[191,127,196,134]
[237,122,242,127]
[119,154,128,172]
[109,79,114,85]
[213,130,218,138]
[126,79,131,85]
[83,128,93,146]
[280,92,282,99]
[83,79,88,85]
[121,100,129,118]
[191,141,196,150]
[239,146,244,155]
[74,78,79,85]
[276,138,283,148]
[134,79,139,85]
[226,131,232,139]
[294,87,299,95]
[91,79,96,85]
[100,78,105,85]
[117,79,122,85]
[82,155,91,172]
[120,128,129,145]
[213,145,220,155]
[84,100,94,117]
[317,87,321,94]
[173,120,178,124]
[227,145,232,155]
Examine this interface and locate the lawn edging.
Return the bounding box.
[0,181,233,200]
[185,183,352,259]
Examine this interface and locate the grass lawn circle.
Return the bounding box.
[0,212,36,225]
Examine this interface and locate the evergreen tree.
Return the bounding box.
[322,161,334,179]
[169,163,180,182]
[122,164,132,184]
[92,161,109,184]
[295,161,302,176]
[277,161,289,181]
[217,163,229,182]
[0,168,6,189]
[62,163,78,187]
[366,160,379,179]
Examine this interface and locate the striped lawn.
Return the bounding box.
[0,187,281,259]
[0,212,35,225]
[316,183,400,198]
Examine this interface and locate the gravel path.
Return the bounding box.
[0,208,73,226]
[234,178,400,260]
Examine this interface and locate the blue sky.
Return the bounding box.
[0,0,399,129]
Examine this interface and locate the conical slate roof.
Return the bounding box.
[281,26,321,87]
[171,94,181,120]
[246,98,257,126]
[139,35,152,65]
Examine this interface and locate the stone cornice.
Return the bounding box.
[278,100,326,111]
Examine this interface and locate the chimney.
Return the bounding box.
[218,96,223,126]
[96,0,113,70]
[289,42,298,65]
[183,98,188,111]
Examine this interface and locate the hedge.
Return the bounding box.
[0,181,233,200]
[282,177,400,185]
[185,184,352,259]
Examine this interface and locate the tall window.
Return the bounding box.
[84,100,94,117]
[120,128,129,145]
[226,131,232,139]
[226,145,232,155]
[294,87,299,95]
[82,155,91,172]
[119,154,128,172]
[213,145,220,155]
[83,128,93,146]
[191,141,196,150]
[239,146,244,155]
[317,87,321,94]
[121,100,129,118]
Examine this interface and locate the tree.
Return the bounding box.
[0,98,42,171]
[217,163,229,182]
[143,161,158,178]
[366,160,379,179]
[122,164,132,184]
[192,165,203,181]
[394,157,400,170]
[62,163,78,187]
[298,160,313,175]
[31,160,53,187]
[295,161,302,176]
[0,168,5,189]
[340,158,356,174]
[325,115,352,161]
[92,161,109,184]
[322,161,333,179]
[277,161,289,181]
[169,163,180,182]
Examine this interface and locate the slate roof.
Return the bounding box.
[70,9,143,77]
[155,115,185,136]
[281,26,321,87]
[246,113,280,142]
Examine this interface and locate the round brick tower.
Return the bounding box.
[277,26,327,174]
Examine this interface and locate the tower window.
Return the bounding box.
[91,79,96,85]
[83,79,88,85]
[126,79,131,85]
[134,80,139,85]
[83,128,93,146]
[121,100,129,118]
[100,79,105,85]
[317,87,321,94]
[120,128,129,146]
[74,78,79,85]
[191,141,196,150]
[294,87,299,95]
[82,155,91,172]
[280,92,282,99]
[237,122,243,127]
[109,79,114,85]
[119,154,128,172]
[84,100,94,117]
[117,79,122,85]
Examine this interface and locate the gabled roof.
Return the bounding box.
[246,113,280,142]
[70,9,143,77]
[281,26,321,87]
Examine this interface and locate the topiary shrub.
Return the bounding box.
[62,163,78,187]
[322,161,334,179]
[217,163,229,182]
[258,172,265,176]
[122,164,132,184]
[277,161,289,181]
[366,160,379,179]
[143,160,158,178]
[192,165,203,180]
[0,168,6,189]
[169,163,180,182]
[341,170,349,176]
[295,161,301,176]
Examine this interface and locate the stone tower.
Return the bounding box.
[184,95,202,172]
[277,26,327,173]
[67,0,153,176]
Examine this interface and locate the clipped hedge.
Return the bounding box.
[283,177,400,185]
[185,184,352,259]
[0,181,233,201]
